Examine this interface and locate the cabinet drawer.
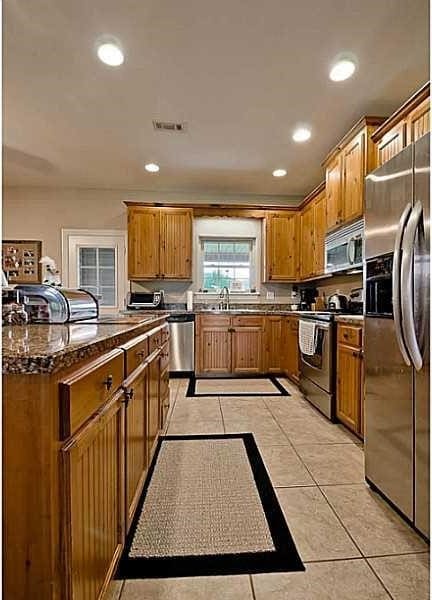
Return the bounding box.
[121,332,150,377]
[59,348,124,439]
[160,341,170,371]
[198,314,231,327]
[232,315,263,327]
[337,325,362,348]
[149,324,166,352]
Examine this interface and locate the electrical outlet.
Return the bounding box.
[266,291,275,300]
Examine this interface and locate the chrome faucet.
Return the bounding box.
[219,286,230,310]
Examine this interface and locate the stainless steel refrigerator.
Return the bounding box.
[364,133,430,539]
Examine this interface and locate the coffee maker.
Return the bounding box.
[299,287,318,310]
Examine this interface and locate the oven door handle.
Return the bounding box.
[392,202,412,366]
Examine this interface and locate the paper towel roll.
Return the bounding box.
[186,290,194,311]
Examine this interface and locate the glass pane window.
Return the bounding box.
[201,238,255,292]
[78,247,116,307]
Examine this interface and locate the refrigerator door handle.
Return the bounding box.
[401,200,423,371]
[393,203,412,366]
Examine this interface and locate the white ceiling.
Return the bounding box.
[3,0,429,197]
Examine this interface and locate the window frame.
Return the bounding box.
[198,235,258,293]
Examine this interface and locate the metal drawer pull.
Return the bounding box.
[122,387,134,407]
[103,374,113,390]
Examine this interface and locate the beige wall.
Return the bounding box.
[3,186,301,267]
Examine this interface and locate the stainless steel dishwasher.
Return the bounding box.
[167,313,195,375]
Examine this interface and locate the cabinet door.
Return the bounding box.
[265,316,282,373]
[232,326,263,374]
[407,97,430,144]
[336,344,362,433]
[377,121,406,167]
[343,132,365,224]
[264,212,299,281]
[123,362,149,531]
[160,208,193,279]
[198,326,232,374]
[127,207,160,279]
[300,204,314,279]
[147,355,161,463]
[285,318,299,383]
[61,393,125,600]
[325,155,343,231]
[313,191,326,276]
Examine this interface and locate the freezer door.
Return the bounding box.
[364,317,413,519]
[365,145,413,259]
[413,134,430,538]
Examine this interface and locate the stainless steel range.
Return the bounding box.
[298,312,336,421]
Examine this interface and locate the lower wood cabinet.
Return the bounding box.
[283,316,300,383]
[61,391,125,600]
[265,316,282,373]
[336,324,364,437]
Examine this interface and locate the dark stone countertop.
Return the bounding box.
[3,313,169,375]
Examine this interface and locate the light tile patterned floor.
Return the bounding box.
[109,377,429,600]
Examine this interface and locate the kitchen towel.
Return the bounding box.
[299,320,317,356]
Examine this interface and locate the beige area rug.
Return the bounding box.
[117,434,304,579]
[187,376,290,397]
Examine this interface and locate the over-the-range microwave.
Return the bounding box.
[325,219,364,274]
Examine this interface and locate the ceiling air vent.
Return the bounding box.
[153,120,187,132]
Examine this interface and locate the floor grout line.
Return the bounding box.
[363,558,395,599]
[249,574,258,600]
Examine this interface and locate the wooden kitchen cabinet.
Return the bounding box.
[61,391,125,600]
[313,189,326,276]
[373,83,430,167]
[325,154,343,230]
[323,117,386,232]
[300,203,315,279]
[265,315,283,373]
[343,132,365,223]
[126,204,192,280]
[283,316,300,383]
[263,211,299,281]
[196,314,264,375]
[336,324,363,437]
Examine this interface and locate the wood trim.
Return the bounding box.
[371,82,430,142]
[124,201,300,213]
[298,180,326,210]
[322,116,387,167]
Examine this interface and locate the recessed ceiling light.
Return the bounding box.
[329,58,356,82]
[145,163,160,173]
[272,169,287,177]
[292,127,311,143]
[97,42,124,66]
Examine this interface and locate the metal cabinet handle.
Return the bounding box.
[121,387,134,407]
[103,374,113,390]
[401,200,423,371]
[392,202,412,366]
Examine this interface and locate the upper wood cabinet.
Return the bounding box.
[299,183,326,280]
[127,205,192,280]
[323,116,386,232]
[300,203,314,279]
[326,154,343,230]
[263,211,299,282]
[373,83,430,167]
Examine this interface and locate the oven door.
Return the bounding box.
[300,322,333,393]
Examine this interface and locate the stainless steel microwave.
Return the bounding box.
[325,219,364,274]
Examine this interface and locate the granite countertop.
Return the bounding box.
[3,313,169,375]
[334,315,364,324]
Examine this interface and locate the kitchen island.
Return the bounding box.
[3,314,170,600]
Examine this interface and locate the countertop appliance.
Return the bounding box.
[14,284,98,323]
[327,293,349,311]
[364,134,430,539]
[299,287,318,310]
[299,312,336,420]
[325,219,364,274]
[167,313,195,375]
[126,291,164,310]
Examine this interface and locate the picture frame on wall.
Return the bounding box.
[2,240,42,284]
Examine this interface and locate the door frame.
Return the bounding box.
[61,228,127,312]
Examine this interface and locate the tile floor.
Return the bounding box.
[108,377,429,600]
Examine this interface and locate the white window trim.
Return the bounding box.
[197,235,258,294]
[61,229,127,312]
